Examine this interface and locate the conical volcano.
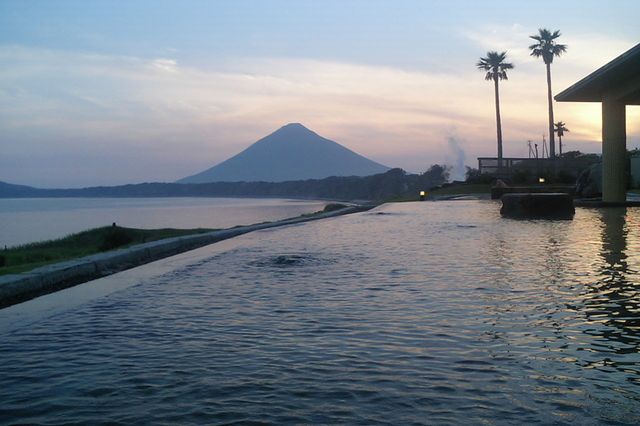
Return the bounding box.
[178,123,390,183]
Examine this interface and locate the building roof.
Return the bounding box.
[555,43,640,104]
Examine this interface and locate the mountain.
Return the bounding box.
[178,123,390,183]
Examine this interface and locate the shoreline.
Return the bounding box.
[0,204,373,309]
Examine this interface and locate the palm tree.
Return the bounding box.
[529,28,567,159]
[477,51,514,171]
[554,121,569,156]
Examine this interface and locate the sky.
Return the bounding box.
[1,0,639,187]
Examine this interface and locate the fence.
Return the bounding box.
[477,157,597,182]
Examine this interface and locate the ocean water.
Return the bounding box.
[1,200,639,424]
[0,197,326,247]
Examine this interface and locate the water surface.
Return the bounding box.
[0,197,325,247]
[1,200,639,424]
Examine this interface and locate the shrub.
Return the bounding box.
[512,169,530,184]
[99,228,134,251]
[557,170,576,184]
[323,203,347,213]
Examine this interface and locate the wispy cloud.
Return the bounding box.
[0,39,638,186]
[151,58,178,73]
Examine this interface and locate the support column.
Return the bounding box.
[602,99,626,203]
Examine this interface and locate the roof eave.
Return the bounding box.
[555,42,640,103]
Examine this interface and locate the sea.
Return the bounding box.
[0,197,327,247]
[1,200,639,424]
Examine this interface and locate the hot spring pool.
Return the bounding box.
[1,200,639,424]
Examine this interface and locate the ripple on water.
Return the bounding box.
[1,201,640,425]
[249,252,337,269]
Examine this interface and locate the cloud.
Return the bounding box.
[464,24,534,65]
[464,24,635,74]
[0,40,638,186]
[151,58,178,73]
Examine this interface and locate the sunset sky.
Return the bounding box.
[1,0,639,187]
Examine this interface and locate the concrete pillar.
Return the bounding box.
[602,99,626,203]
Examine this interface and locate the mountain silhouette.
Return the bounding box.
[178,123,390,183]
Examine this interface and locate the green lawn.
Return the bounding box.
[0,226,216,275]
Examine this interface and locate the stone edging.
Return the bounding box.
[0,205,373,309]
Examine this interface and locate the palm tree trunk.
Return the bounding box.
[546,63,555,158]
[494,76,503,173]
[559,134,563,156]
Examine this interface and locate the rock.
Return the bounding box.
[501,193,575,219]
[491,179,509,199]
[575,162,602,198]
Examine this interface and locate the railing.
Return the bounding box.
[478,157,595,181]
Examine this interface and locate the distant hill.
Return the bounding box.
[0,181,51,197]
[0,168,450,202]
[178,123,390,183]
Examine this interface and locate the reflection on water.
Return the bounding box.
[583,208,640,378]
[1,201,639,424]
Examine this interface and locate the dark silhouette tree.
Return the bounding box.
[554,121,569,156]
[421,164,451,187]
[529,29,567,158]
[477,51,514,171]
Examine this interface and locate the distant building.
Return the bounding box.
[477,156,600,183]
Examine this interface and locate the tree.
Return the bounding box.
[477,51,514,171]
[465,166,481,182]
[465,166,494,184]
[554,121,569,156]
[529,29,567,159]
[422,164,451,188]
[561,150,582,160]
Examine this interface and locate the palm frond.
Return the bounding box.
[553,44,567,54]
[554,121,570,133]
[538,28,552,38]
[477,51,513,81]
[528,28,567,63]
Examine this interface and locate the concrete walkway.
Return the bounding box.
[0,205,373,309]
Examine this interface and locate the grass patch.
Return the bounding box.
[0,226,216,276]
[322,203,348,212]
[299,203,350,218]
